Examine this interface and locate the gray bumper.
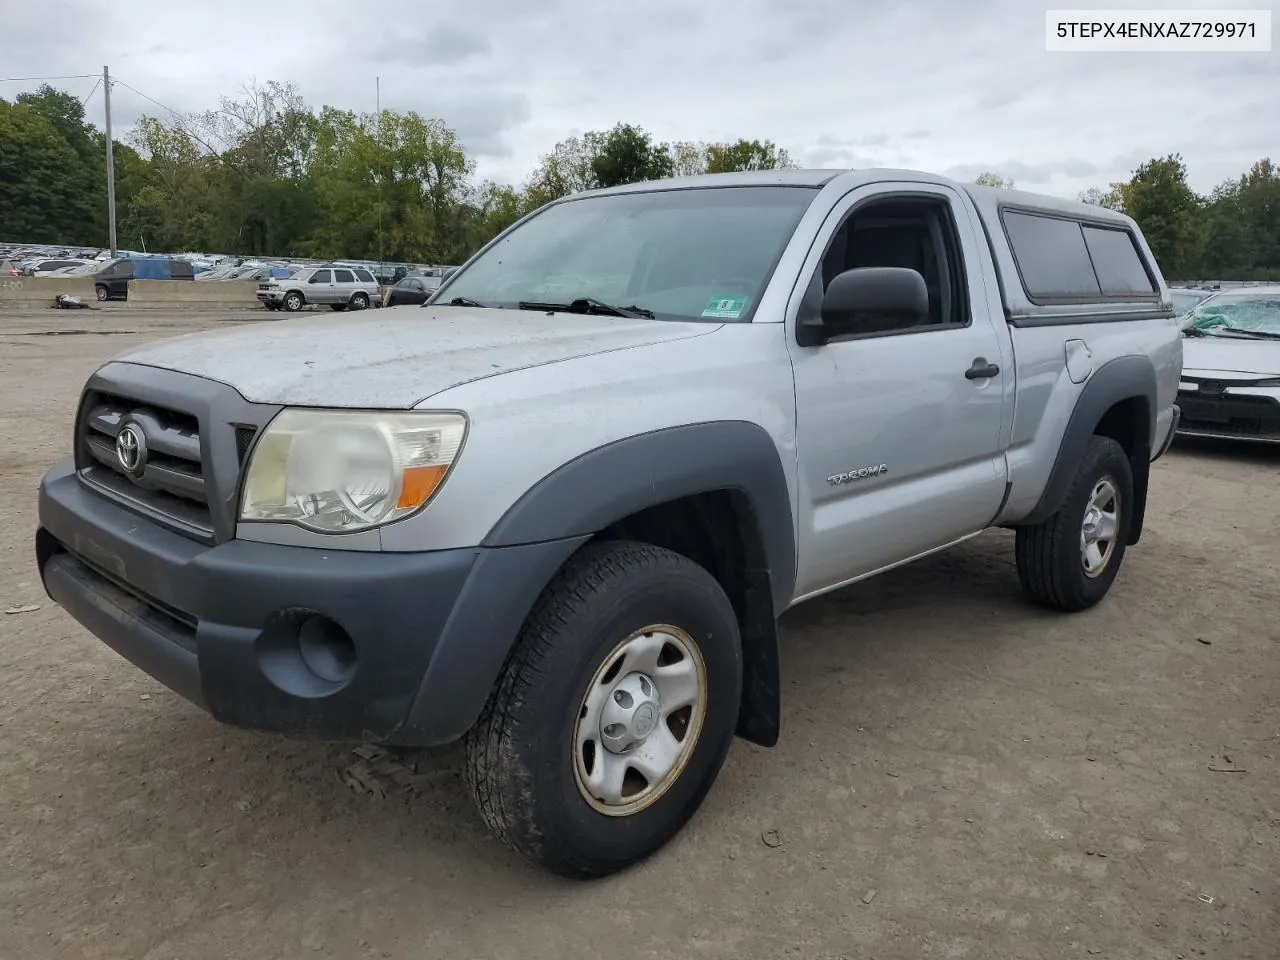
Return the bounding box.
[37,458,586,745]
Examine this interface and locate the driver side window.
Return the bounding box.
[801,195,970,337]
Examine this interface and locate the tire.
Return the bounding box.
[283,291,304,312]
[464,540,743,879]
[1015,435,1134,612]
[350,292,370,310]
[330,304,346,312]
[95,284,108,302]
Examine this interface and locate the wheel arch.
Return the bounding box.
[397,422,797,748]
[1018,356,1156,543]
[484,421,797,748]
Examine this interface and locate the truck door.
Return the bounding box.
[786,183,1012,599]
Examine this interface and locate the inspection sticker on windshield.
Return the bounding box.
[702,295,749,319]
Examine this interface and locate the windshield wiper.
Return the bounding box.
[517,297,655,319]
[445,296,488,308]
[1203,326,1280,340]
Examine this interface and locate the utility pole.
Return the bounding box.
[103,65,118,257]
[376,76,384,283]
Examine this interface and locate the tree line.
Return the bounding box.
[1,80,1276,280]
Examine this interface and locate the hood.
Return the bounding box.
[114,306,720,408]
[1181,335,1280,378]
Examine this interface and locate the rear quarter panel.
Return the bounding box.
[999,319,1182,520]
[962,187,1184,521]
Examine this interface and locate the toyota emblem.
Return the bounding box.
[115,423,147,475]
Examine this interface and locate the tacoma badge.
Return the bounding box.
[827,463,889,485]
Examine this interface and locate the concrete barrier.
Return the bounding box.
[0,276,98,309]
[125,279,265,309]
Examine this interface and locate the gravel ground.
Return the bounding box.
[1,307,1277,960]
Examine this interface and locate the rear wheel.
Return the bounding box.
[1015,435,1133,612]
[283,291,304,312]
[350,292,370,310]
[464,541,742,879]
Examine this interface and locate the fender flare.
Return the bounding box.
[388,422,796,748]
[484,421,797,607]
[484,421,796,748]
[1018,355,1156,540]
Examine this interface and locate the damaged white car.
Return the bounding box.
[1177,286,1280,443]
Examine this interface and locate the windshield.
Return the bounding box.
[438,186,819,322]
[1183,292,1280,338]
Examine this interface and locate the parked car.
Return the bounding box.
[256,264,380,312]
[93,256,195,301]
[0,259,20,277]
[385,275,433,306]
[1176,285,1280,443]
[35,169,1180,878]
[24,258,91,276]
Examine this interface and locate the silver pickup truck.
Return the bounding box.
[35,169,1182,878]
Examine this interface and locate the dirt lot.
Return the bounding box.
[1,306,1277,960]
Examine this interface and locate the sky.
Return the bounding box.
[2,0,1276,199]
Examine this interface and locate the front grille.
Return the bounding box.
[1177,390,1280,440]
[78,392,216,540]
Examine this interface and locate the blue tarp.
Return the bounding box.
[131,256,174,280]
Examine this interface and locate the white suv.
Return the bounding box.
[256,264,381,312]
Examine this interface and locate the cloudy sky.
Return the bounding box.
[2,0,1275,197]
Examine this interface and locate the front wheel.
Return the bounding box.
[464,541,742,879]
[95,285,108,302]
[1015,435,1134,612]
[283,291,304,312]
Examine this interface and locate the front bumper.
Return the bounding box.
[256,289,284,304]
[1176,387,1280,443]
[37,458,586,744]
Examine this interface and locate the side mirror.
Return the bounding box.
[309,275,323,284]
[819,267,928,336]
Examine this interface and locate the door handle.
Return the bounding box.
[965,358,1000,380]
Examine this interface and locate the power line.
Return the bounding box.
[0,73,98,83]
[80,78,101,107]
[111,77,186,124]
[112,77,228,154]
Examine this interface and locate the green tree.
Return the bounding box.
[0,99,93,243]
[523,133,602,207]
[1237,159,1280,272]
[127,115,220,251]
[1113,155,1201,278]
[704,138,794,173]
[1078,186,1124,209]
[973,171,1015,188]
[589,123,673,188]
[12,86,101,241]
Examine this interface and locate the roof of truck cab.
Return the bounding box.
[572,170,1134,220]
[963,184,1136,227]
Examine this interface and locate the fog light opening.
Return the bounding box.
[256,608,358,698]
[297,615,357,683]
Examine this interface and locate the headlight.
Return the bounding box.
[240,409,467,533]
